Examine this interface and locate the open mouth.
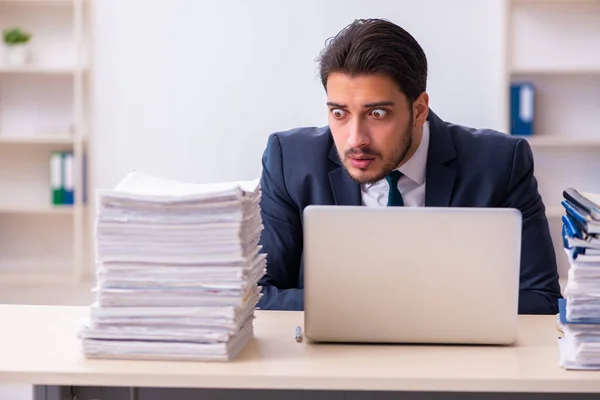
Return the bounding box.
[348,156,375,169]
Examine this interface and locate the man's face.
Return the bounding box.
[326,73,418,184]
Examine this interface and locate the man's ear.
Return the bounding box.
[412,92,429,128]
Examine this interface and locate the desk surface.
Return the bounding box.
[0,305,599,393]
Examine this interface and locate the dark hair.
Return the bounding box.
[317,19,428,104]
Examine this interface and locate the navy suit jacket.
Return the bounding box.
[256,110,562,314]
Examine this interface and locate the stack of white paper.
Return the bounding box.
[79,171,264,361]
[558,189,600,369]
[558,316,600,370]
[564,259,600,321]
[558,253,600,370]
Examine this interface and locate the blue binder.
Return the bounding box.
[82,151,87,204]
[510,82,535,136]
[559,298,600,325]
[562,199,600,235]
[562,214,585,258]
[63,151,74,205]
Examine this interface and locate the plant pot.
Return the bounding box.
[4,44,29,67]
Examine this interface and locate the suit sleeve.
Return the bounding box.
[503,139,562,314]
[256,134,304,310]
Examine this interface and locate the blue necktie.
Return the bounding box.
[385,170,404,206]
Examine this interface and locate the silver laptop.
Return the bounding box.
[303,206,521,345]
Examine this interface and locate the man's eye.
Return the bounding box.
[331,109,347,119]
[370,109,388,119]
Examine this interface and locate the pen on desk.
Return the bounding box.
[295,325,303,342]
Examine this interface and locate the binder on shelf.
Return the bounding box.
[510,82,535,136]
[50,151,64,205]
[49,150,80,207]
[82,151,88,204]
[63,151,74,205]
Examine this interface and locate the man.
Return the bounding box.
[256,19,561,314]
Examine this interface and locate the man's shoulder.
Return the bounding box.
[446,121,529,160]
[262,126,335,178]
[269,125,332,147]
[265,126,334,167]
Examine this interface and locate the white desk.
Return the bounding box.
[0,305,599,400]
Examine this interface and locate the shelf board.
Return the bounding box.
[0,0,78,5]
[511,67,600,76]
[0,135,75,144]
[0,66,80,75]
[515,136,600,147]
[0,205,75,215]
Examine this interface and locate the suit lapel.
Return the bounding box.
[328,143,362,206]
[425,163,456,207]
[424,111,457,207]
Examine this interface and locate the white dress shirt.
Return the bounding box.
[361,121,430,207]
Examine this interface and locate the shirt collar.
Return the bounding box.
[364,121,430,188]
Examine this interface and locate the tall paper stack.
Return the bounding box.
[558,188,600,369]
[79,171,265,361]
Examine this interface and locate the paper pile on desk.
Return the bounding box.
[79,171,264,361]
[558,188,600,369]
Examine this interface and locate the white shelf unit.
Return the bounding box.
[0,0,88,285]
[506,0,600,280]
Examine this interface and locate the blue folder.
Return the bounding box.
[559,298,600,325]
[562,200,591,228]
[562,213,587,258]
[562,199,600,237]
[510,82,535,136]
[63,152,74,205]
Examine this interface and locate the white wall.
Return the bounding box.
[89,0,507,191]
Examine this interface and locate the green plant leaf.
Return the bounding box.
[3,27,32,45]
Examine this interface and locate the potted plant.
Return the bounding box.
[3,27,32,66]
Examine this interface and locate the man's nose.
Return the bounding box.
[347,118,370,149]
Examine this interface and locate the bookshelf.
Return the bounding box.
[506,0,600,281]
[0,0,88,284]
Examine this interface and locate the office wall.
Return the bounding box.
[89,0,507,190]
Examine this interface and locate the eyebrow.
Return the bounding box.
[364,101,395,108]
[326,101,395,108]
